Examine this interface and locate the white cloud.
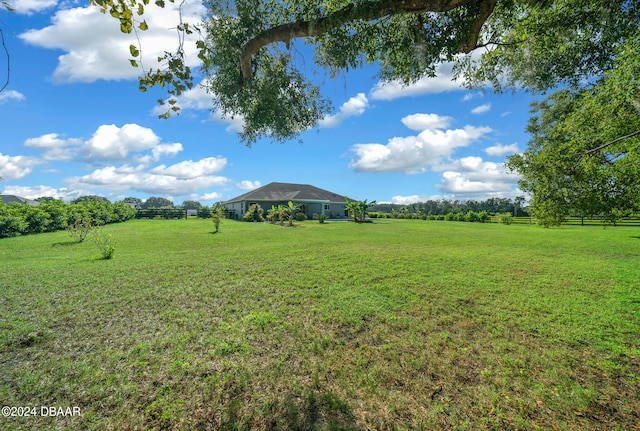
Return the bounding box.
[349,114,492,174]
[471,103,491,114]
[66,163,229,197]
[319,93,369,128]
[9,0,57,14]
[212,112,245,133]
[21,125,184,165]
[462,93,475,102]
[0,90,25,105]
[401,113,452,131]
[484,143,520,156]
[0,152,42,180]
[369,62,466,101]
[389,194,446,205]
[24,133,82,161]
[0,185,81,201]
[237,180,261,190]
[150,157,227,179]
[437,156,520,195]
[133,143,184,164]
[198,192,222,201]
[19,1,206,83]
[82,123,162,161]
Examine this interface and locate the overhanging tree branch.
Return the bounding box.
[584,129,640,156]
[239,0,496,86]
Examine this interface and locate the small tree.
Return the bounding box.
[67,216,95,242]
[211,206,224,233]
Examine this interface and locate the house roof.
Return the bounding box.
[225,182,348,204]
[0,195,40,206]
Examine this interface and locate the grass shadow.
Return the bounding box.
[212,388,362,431]
[51,240,81,247]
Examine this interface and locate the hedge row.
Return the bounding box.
[368,210,493,222]
[0,199,136,238]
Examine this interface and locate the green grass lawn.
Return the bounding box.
[1,219,638,430]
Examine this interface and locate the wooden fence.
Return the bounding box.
[496,216,640,226]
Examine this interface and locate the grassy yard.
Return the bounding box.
[1,219,638,430]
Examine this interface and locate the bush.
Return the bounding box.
[243,204,264,222]
[40,200,68,231]
[315,213,328,224]
[498,212,513,225]
[465,211,479,223]
[295,212,307,222]
[17,205,51,234]
[93,229,116,259]
[0,204,27,238]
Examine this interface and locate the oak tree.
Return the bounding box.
[92,0,638,145]
[506,33,640,225]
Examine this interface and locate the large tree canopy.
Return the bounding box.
[507,33,640,226]
[92,0,638,145]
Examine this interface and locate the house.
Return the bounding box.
[224,182,350,220]
[0,195,40,206]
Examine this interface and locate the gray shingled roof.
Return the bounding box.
[225,182,347,203]
[0,195,40,206]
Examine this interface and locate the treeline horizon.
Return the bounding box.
[371,197,529,217]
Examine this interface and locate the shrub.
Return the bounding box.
[315,213,328,224]
[465,211,479,223]
[265,206,279,223]
[40,200,68,231]
[93,229,116,259]
[498,212,513,225]
[0,204,27,238]
[243,204,264,222]
[295,212,307,222]
[17,205,51,234]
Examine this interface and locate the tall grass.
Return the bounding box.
[1,219,638,430]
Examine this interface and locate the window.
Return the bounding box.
[324,204,330,211]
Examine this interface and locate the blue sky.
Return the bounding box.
[1,0,534,205]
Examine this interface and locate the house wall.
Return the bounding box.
[225,201,244,220]
[327,203,348,218]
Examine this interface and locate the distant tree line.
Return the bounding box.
[121,196,227,219]
[370,197,529,218]
[0,196,136,238]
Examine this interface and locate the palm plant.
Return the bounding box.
[283,201,302,226]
